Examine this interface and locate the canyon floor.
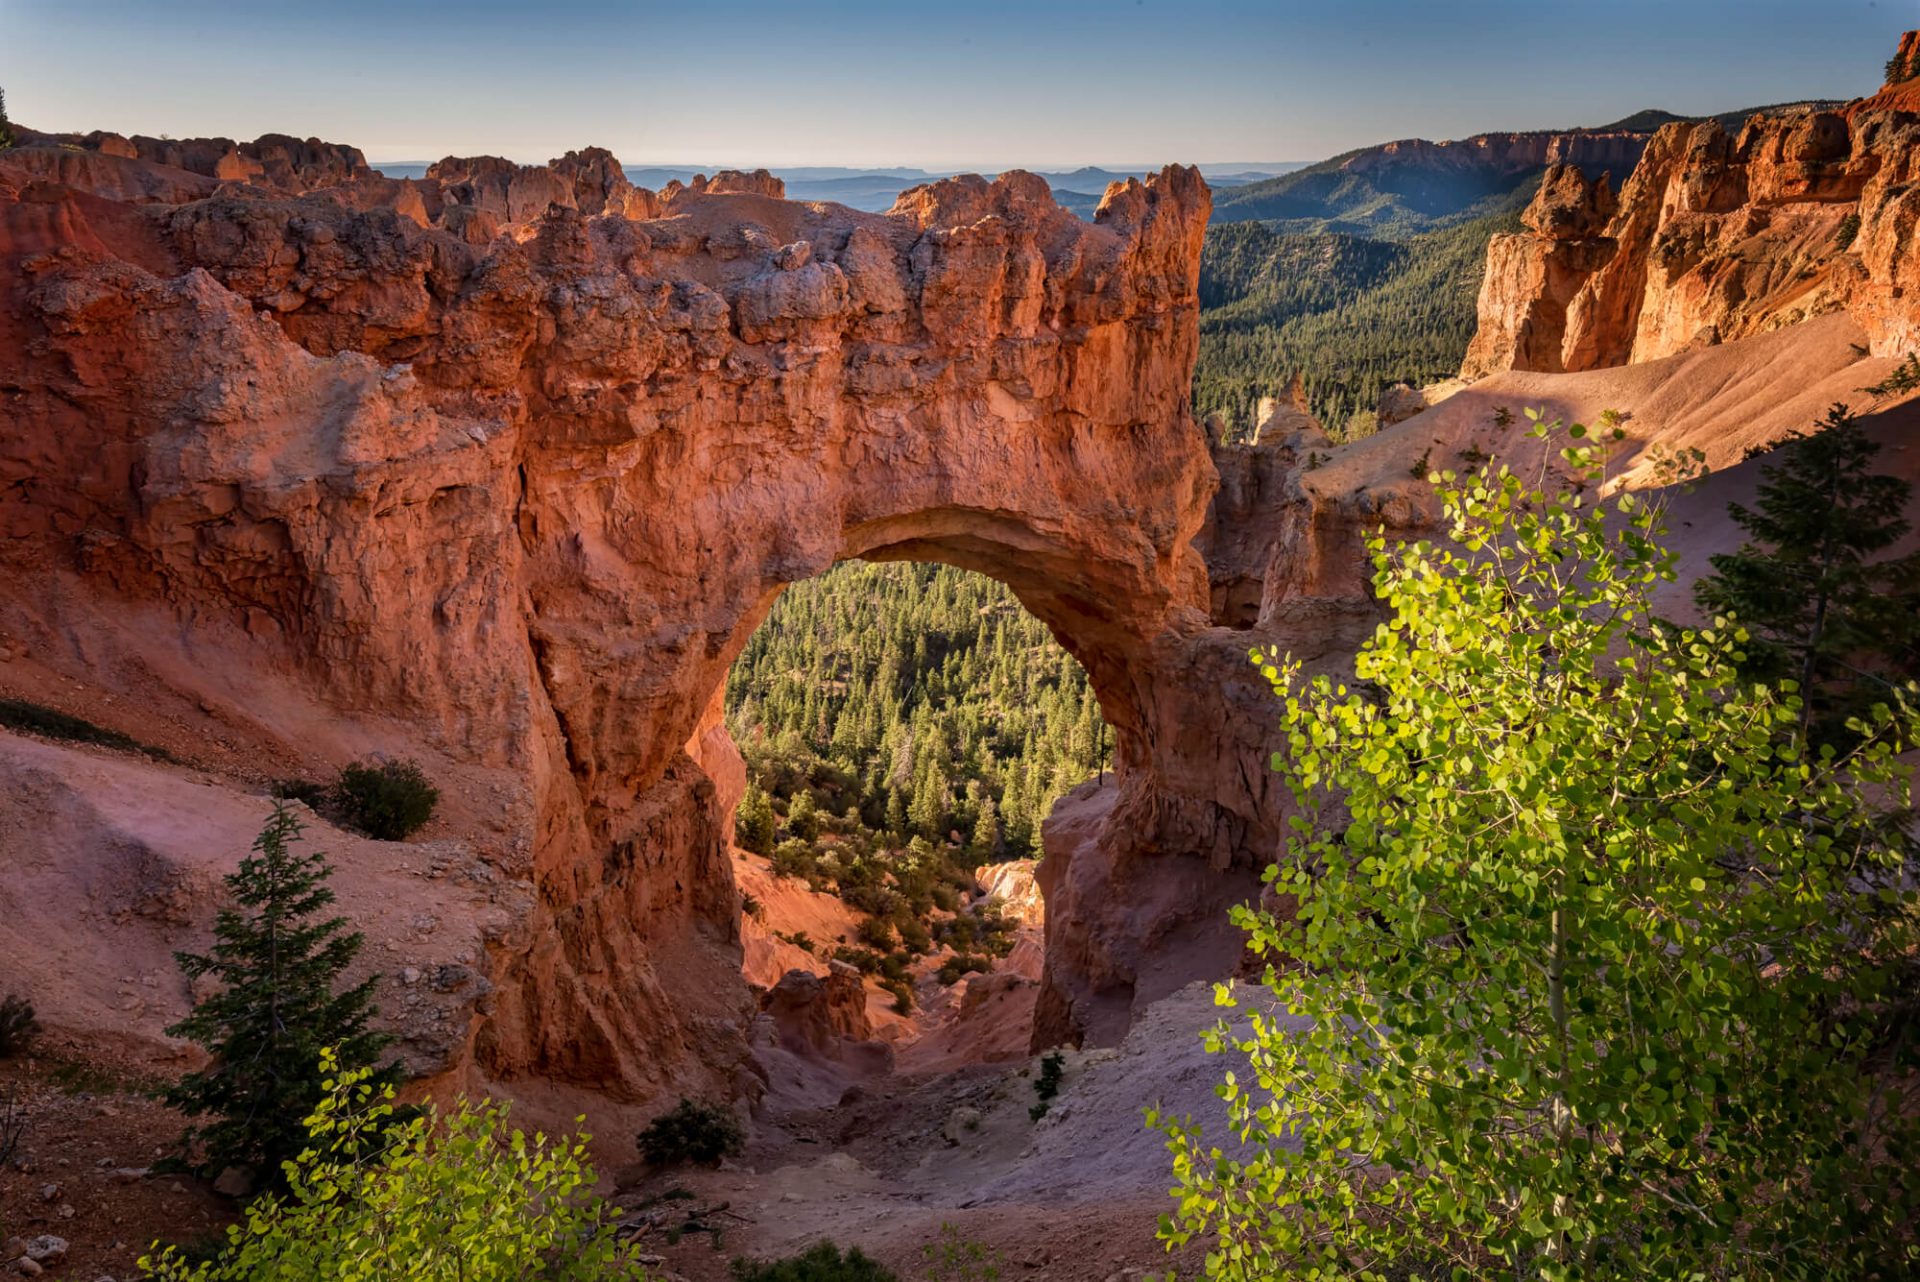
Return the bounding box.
[1,969,1247,1282]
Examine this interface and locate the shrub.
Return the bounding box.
[1157,417,1920,1279]
[736,783,777,855]
[0,697,172,761]
[770,837,818,881]
[856,916,895,951]
[1834,210,1862,251]
[165,803,393,1179]
[141,1052,649,1281]
[936,955,991,986]
[832,946,882,975]
[1028,1051,1064,1121]
[922,1224,1001,1282]
[637,1098,744,1167]
[881,978,914,1014]
[730,1242,897,1282]
[330,759,439,841]
[895,917,932,956]
[0,994,38,1058]
[740,892,766,922]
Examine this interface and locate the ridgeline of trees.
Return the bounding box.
[1192,203,1521,438]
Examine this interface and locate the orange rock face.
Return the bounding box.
[1465,71,1920,376]
[1,135,1339,1099]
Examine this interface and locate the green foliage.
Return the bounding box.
[0,993,38,1058]
[737,783,777,855]
[729,562,1106,863]
[1194,205,1522,435]
[330,759,439,841]
[1834,210,1862,251]
[0,88,12,151]
[0,696,174,760]
[921,1224,1000,1282]
[164,803,394,1178]
[637,1098,744,1167]
[1158,420,1920,1280]
[1887,47,1920,85]
[730,1243,897,1282]
[141,1052,649,1281]
[728,561,1104,974]
[1696,403,1920,747]
[1862,352,1920,400]
[1028,1051,1064,1121]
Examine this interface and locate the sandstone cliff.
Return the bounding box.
[0,133,1284,1104]
[1464,42,1920,376]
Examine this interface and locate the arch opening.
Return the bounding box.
[720,551,1116,1080]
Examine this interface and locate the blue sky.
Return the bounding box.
[2,0,1909,168]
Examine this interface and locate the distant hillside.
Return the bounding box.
[1193,192,1532,435]
[1210,102,1842,236]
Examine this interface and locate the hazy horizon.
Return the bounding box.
[2,1,1903,169]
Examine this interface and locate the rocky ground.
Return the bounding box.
[0,1036,232,1280]
[0,979,1254,1281]
[619,981,1263,1282]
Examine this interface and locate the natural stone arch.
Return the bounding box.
[1,156,1360,1104]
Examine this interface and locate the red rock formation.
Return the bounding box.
[0,145,1259,1099]
[1461,164,1620,377]
[19,127,372,192]
[1466,48,1920,376]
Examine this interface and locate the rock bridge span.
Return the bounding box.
[0,149,1374,1100]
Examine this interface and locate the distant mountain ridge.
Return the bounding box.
[1212,101,1845,236]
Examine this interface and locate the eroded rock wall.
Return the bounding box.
[1464,87,1920,375]
[1,138,1313,1098]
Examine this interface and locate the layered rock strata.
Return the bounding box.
[1464,57,1920,376]
[2,131,1358,1098]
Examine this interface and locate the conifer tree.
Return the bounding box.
[165,803,393,1179]
[1695,403,1920,744]
[0,88,13,150]
[735,783,775,855]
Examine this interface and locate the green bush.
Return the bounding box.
[0,994,38,1058]
[142,1052,649,1281]
[637,1098,744,1167]
[922,1224,1001,1282]
[730,1242,897,1282]
[330,759,439,841]
[855,916,895,951]
[1157,417,1920,1279]
[1834,210,1862,251]
[770,837,818,881]
[165,803,393,1178]
[0,697,173,761]
[1028,1051,1064,1121]
[936,955,991,986]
